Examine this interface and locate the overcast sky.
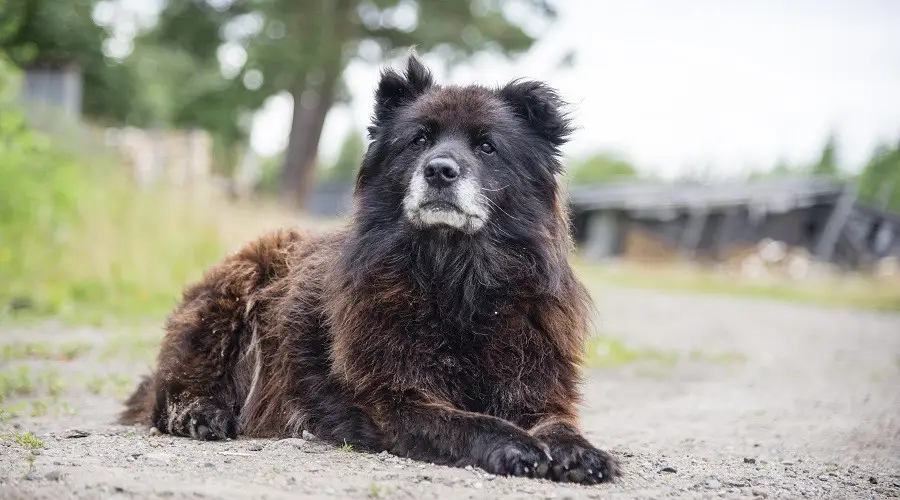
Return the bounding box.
[249,0,900,178]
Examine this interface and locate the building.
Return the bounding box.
[20,61,83,119]
[568,177,900,271]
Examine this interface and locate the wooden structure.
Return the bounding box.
[568,177,900,271]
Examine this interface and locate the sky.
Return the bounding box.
[249,0,900,179]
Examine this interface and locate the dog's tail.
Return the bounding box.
[119,375,154,425]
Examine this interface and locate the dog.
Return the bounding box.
[121,55,619,484]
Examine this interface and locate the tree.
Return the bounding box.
[857,140,900,212]
[810,133,841,177]
[0,0,149,125]
[147,0,557,208]
[566,152,639,185]
[321,127,366,183]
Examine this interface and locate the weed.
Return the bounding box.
[584,336,677,369]
[30,400,48,417]
[38,369,64,399]
[0,366,34,401]
[368,483,388,498]
[0,341,92,362]
[13,432,44,449]
[339,441,354,452]
[100,334,161,363]
[58,341,93,360]
[86,375,105,395]
[57,402,77,416]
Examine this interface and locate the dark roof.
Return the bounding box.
[566,177,845,213]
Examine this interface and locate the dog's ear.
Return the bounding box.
[499,80,573,149]
[368,55,434,137]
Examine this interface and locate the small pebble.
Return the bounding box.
[248,443,263,451]
[869,477,878,484]
[818,475,828,481]
[148,427,162,437]
[706,479,722,489]
[744,457,756,464]
[62,429,90,439]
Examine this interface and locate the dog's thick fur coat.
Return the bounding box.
[121,56,619,484]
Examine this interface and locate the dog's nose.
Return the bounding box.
[423,158,460,187]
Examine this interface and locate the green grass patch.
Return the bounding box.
[0,341,93,362]
[0,366,34,401]
[100,333,162,363]
[0,59,298,326]
[3,432,45,450]
[583,336,677,368]
[574,260,900,312]
[85,373,134,397]
[584,336,746,370]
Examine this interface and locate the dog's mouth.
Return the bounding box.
[409,200,485,232]
[420,201,464,213]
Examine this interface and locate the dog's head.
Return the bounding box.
[355,56,573,238]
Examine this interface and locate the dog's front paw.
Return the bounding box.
[483,438,552,478]
[169,400,238,441]
[546,436,618,484]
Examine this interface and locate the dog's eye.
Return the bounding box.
[478,141,495,154]
[412,135,428,147]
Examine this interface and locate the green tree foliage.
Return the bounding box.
[147,0,557,207]
[810,133,841,177]
[0,0,148,124]
[321,128,366,183]
[567,152,639,185]
[857,140,900,212]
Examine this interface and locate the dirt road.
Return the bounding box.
[2,286,899,499]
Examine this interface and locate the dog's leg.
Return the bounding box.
[385,399,552,478]
[149,302,243,441]
[529,417,619,484]
[137,231,300,440]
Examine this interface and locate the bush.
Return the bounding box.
[0,55,237,325]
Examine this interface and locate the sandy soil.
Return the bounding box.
[1,286,899,499]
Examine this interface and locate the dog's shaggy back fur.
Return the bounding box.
[121,56,618,484]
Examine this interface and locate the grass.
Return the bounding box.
[99,333,162,363]
[339,441,355,452]
[85,373,133,397]
[4,431,45,450]
[0,66,301,327]
[368,483,388,498]
[574,259,900,312]
[583,335,746,370]
[0,341,93,362]
[584,336,677,368]
[0,366,34,402]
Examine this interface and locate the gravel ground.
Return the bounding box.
[1,286,899,499]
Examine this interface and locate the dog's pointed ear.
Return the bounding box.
[499,80,573,149]
[369,56,434,136]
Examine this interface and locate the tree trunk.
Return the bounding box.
[278,69,340,209]
[278,0,352,210]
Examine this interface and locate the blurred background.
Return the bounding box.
[1,0,899,326]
